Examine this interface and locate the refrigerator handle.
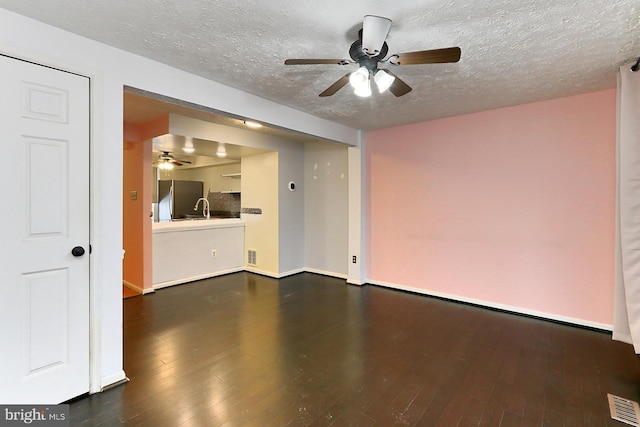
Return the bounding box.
[169,185,174,218]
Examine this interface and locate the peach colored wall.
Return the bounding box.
[123,116,168,292]
[366,89,616,326]
[123,124,148,290]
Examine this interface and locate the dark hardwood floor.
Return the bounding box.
[70,272,640,426]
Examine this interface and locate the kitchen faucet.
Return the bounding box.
[194,198,210,219]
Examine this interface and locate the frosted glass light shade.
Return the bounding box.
[353,80,372,97]
[362,15,392,55]
[349,67,370,90]
[374,69,395,93]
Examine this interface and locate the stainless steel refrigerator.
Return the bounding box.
[157,180,204,221]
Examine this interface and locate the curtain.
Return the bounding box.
[614,60,640,352]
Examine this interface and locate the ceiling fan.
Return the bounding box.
[154,151,192,170]
[284,15,461,97]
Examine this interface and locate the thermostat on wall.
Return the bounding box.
[288,181,296,191]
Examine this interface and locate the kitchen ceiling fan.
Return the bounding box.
[154,151,192,170]
[284,15,461,97]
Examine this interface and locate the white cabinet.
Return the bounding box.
[220,172,241,193]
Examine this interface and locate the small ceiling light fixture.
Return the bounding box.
[182,137,195,154]
[216,143,227,158]
[244,120,263,128]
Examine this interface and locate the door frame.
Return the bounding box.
[1,48,104,395]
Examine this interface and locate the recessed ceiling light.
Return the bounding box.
[216,143,227,158]
[244,120,263,128]
[182,139,195,154]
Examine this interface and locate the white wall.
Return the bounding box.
[278,146,306,275]
[304,141,349,277]
[0,8,360,392]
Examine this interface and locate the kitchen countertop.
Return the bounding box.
[152,218,244,233]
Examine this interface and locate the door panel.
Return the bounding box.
[26,137,68,236]
[0,55,90,404]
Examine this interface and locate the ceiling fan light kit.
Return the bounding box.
[284,15,461,98]
[154,151,192,169]
[158,160,174,170]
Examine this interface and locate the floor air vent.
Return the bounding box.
[248,250,257,266]
[608,393,640,426]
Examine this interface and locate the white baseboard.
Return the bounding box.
[245,266,348,280]
[153,267,244,290]
[100,370,128,392]
[122,280,142,293]
[278,268,306,278]
[123,280,155,295]
[244,266,280,278]
[305,268,348,280]
[368,279,613,331]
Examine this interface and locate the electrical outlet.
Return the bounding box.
[211,250,217,258]
[352,255,357,263]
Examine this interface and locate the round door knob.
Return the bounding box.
[71,246,85,257]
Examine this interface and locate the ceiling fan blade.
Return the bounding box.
[385,71,412,97]
[319,74,351,97]
[173,159,192,164]
[391,47,461,65]
[172,160,183,166]
[362,15,392,56]
[285,59,348,65]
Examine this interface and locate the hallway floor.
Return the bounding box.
[71,273,640,426]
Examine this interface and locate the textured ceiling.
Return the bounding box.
[2,0,639,131]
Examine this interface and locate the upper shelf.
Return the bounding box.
[221,173,241,178]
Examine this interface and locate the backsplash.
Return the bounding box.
[207,191,241,217]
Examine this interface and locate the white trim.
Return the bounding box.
[244,267,306,279]
[305,268,348,280]
[122,280,143,294]
[244,267,280,278]
[100,370,128,391]
[0,45,106,397]
[368,279,613,331]
[347,279,364,286]
[278,268,306,278]
[123,280,154,295]
[153,267,245,289]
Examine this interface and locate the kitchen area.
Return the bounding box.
[148,130,275,289]
[123,91,351,296]
[152,160,246,289]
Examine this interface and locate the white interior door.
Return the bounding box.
[0,55,90,403]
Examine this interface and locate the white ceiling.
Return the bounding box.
[1,0,639,131]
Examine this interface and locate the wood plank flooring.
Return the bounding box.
[70,272,640,426]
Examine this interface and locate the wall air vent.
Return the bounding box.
[248,250,257,266]
[608,393,640,426]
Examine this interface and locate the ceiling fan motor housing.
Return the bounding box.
[349,38,388,72]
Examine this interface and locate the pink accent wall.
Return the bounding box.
[366,89,616,325]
